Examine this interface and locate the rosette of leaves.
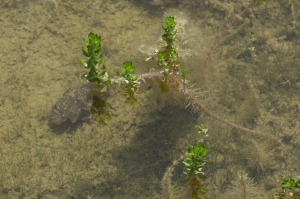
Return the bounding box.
[156,49,178,76]
[275,172,300,199]
[183,143,209,177]
[115,61,140,96]
[183,143,210,199]
[115,61,140,108]
[80,32,111,92]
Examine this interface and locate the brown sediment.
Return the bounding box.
[79,72,89,82]
[181,88,282,146]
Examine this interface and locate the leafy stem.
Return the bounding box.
[183,128,210,199]
[80,32,111,91]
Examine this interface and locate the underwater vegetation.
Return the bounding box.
[221,170,261,199]
[275,171,300,199]
[244,140,274,173]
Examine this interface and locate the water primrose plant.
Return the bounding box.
[80,32,111,92]
[79,3,288,198]
[274,172,300,199]
[183,138,209,199]
[80,16,209,198]
[156,16,182,93]
[80,16,186,104]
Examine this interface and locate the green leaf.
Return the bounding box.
[88,32,101,43]
[290,179,296,189]
[87,59,94,69]
[169,49,178,60]
[82,46,90,57]
[165,16,175,27]
[196,162,205,169]
[128,68,135,74]
[132,76,139,81]
[85,73,96,82]
[182,68,186,76]
[95,54,103,67]
[97,69,106,77]
[115,69,120,76]
[188,146,193,155]
[183,162,190,167]
[158,51,166,60]
[120,68,126,77]
[193,143,198,153]
[123,61,134,70]
[80,58,88,68]
[94,49,101,55]
[83,38,89,47]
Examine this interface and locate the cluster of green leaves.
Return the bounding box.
[181,68,187,84]
[274,172,300,199]
[183,126,210,199]
[115,61,140,108]
[161,16,177,49]
[80,32,140,108]
[198,124,207,135]
[80,32,111,92]
[156,51,169,76]
[79,17,187,108]
[197,124,208,143]
[157,16,179,74]
[115,61,140,96]
[183,143,209,177]
[156,16,187,93]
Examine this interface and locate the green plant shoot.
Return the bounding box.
[156,16,181,93]
[248,31,257,60]
[183,143,209,176]
[274,171,300,199]
[183,141,210,199]
[119,61,140,96]
[80,32,111,91]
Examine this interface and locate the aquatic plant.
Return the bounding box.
[158,125,210,199]
[244,140,274,173]
[221,170,259,199]
[274,171,300,199]
[78,0,285,197]
[79,0,280,146]
[183,141,210,199]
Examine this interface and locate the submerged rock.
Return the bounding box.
[50,83,108,125]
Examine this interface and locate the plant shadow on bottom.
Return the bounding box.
[70,105,199,199]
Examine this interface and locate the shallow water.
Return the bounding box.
[0,0,300,198]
